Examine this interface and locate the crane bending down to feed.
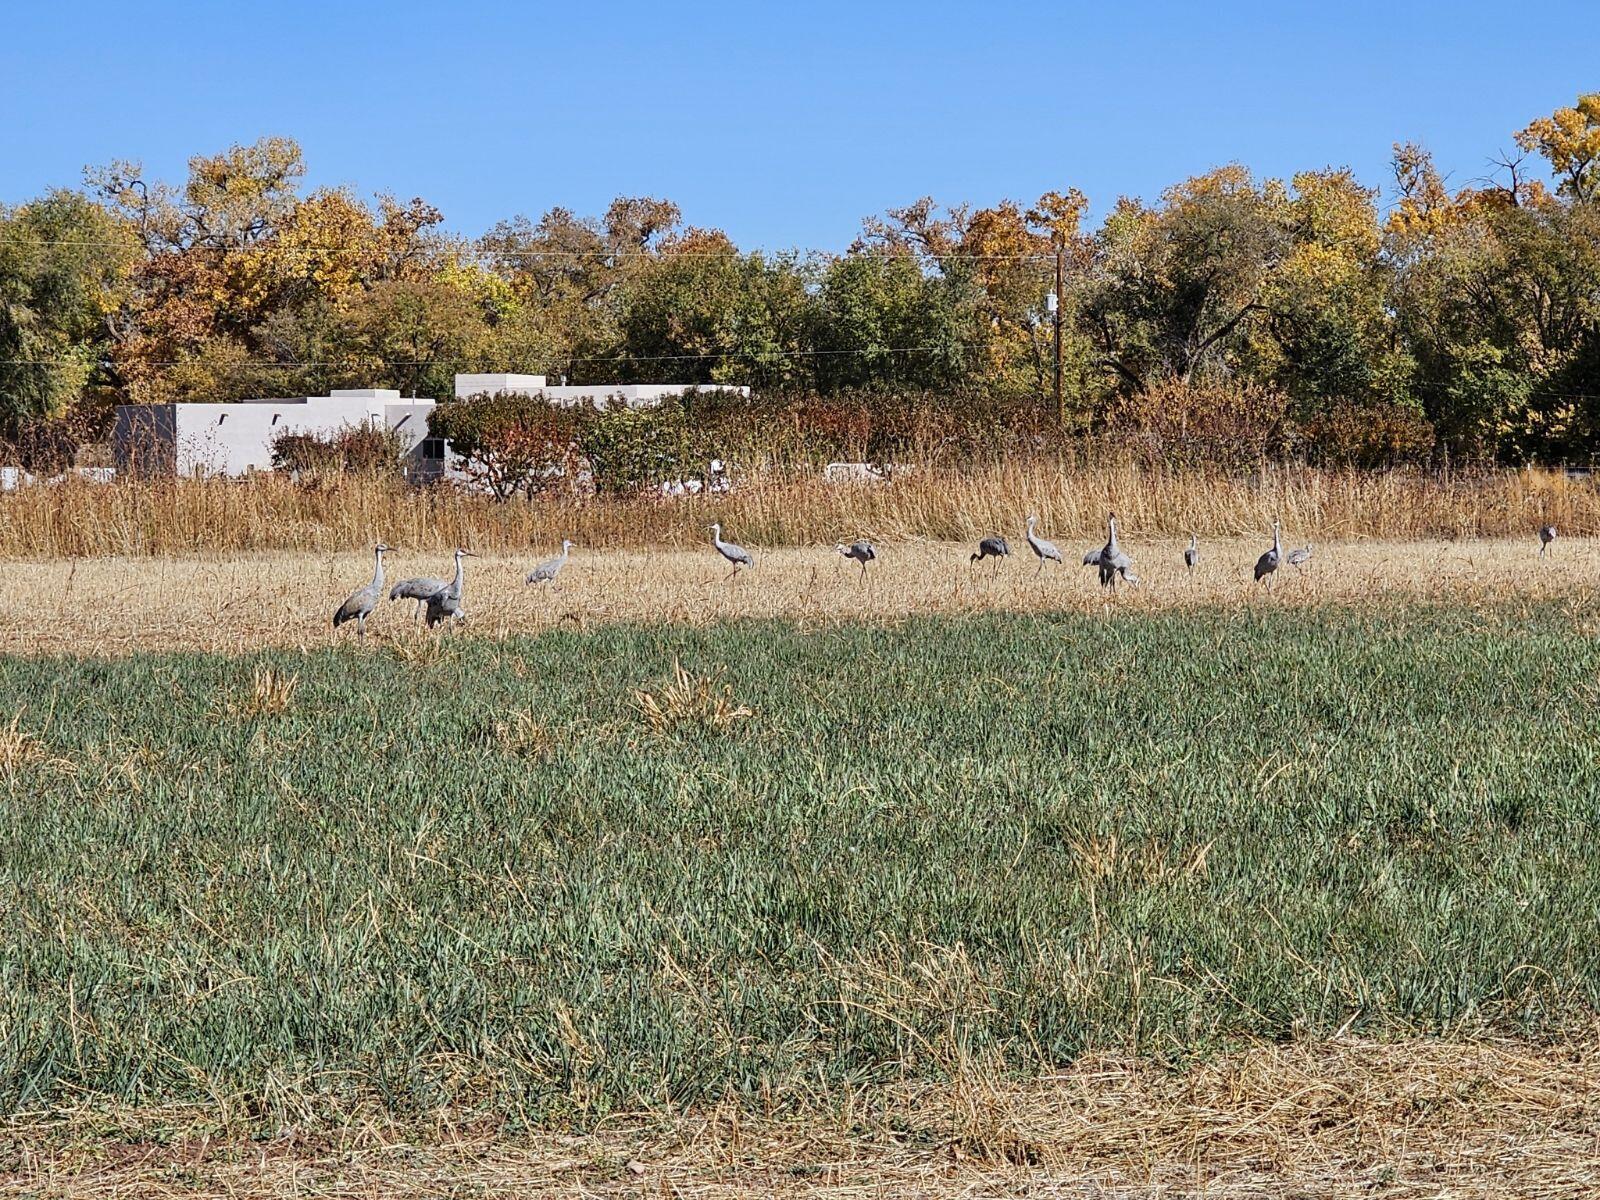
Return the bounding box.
[1184,533,1199,574]
[526,540,574,585]
[389,556,456,621]
[1287,542,1313,572]
[1025,516,1063,575]
[710,523,754,579]
[1088,511,1138,588]
[836,540,876,581]
[1254,520,1283,587]
[970,536,1009,570]
[1539,525,1557,557]
[423,548,476,628]
[333,543,393,637]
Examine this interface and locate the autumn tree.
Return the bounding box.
[1517,93,1600,203]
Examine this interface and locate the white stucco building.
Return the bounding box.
[114,375,747,478]
[114,389,440,479]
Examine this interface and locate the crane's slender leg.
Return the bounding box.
[858,560,867,584]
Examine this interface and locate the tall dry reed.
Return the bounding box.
[0,462,1592,558]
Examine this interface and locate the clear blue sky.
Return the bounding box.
[2,0,1596,250]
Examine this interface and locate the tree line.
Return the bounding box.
[2,93,1599,468]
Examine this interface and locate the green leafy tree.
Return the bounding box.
[611,230,813,387]
[0,190,137,434]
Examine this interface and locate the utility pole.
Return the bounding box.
[1052,242,1065,425]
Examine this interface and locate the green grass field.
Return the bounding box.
[2,604,1599,1127]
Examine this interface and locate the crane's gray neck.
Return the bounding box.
[1106,515,1120,553]
[372,548,385,586]
[1273,523,1282,553]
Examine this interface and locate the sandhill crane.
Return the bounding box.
[1287,542,1313,572]
[971,536,1009,571]
[423,548,476,628]
[836,540,876,581]
[526,540,573,585]
[333,543,392,637]
[1092,511,1138,588]
[1539,525,1557,557]
[710,523,754,579]
[1025,516,1063,575]
[1184,533,1199,574]
[389,554,456,621]
[1254,520,1283,587]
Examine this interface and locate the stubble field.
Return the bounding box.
[0,533,1595,656]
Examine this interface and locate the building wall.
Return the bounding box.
[115,376,751,478]
[113,404,177,476]
[117,391,440,478]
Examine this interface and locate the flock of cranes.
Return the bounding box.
[333,516,1561,636]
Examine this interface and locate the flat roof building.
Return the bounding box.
[114,376,748,479]
[114,389,440,479]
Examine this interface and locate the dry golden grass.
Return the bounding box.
[0,462,1595,558]
[1,534,1595,657]
[4,1036,1596,1198]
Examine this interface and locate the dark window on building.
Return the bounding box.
[420,438,447,460]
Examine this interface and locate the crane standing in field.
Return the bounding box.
[526,540,574,586]
[1184,532,1199,575]
[423,548,476,628]
[970,536,1010,572]
[1255,520,1283,587]
[835,539,876,582]
[1287,542,1313,573]
[332,543,393,637]
[1091,511,1138,588]
[1539,524,1557,557]
[1025,516,1064,576]
[710,523,754,579]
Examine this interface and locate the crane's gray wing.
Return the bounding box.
[526,554,565,582]
[333,584,377,627]
[390,577,448,602]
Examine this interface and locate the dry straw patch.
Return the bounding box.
[3,1037,1597,1198]
[0,462,1593,558]
[633,658,753,733]
[214,666,299,719]
[0,711,74,775]
[0,534,1594,657]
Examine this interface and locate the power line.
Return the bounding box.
[0,345,961,369]
[3,237,1066,263]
